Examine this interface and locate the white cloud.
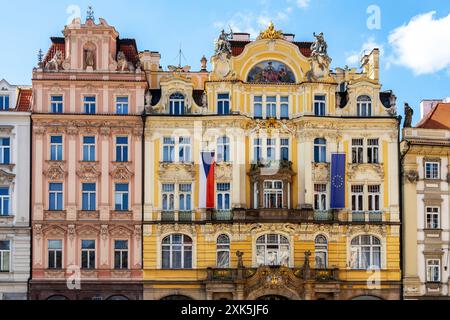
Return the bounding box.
[345,37,384,66]
[388,11,450,75]
[296,0,311,8]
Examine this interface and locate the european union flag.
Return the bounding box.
[330,153,346,209]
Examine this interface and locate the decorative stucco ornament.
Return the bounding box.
[307,32,332,81]
[257,22,284,40]
[211,29,236,80]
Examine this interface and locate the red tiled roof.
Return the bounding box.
[16,88,32,112]
[230,40,313,58]
[44,37,65,66]
[416,103,450,130]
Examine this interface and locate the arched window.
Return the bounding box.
[216,234,230,268]
[350,235,381,270]
[315,235,328,269]
[217,136,230,163]
[161,295,193,301]
[162,234,192,269]
[169,93,185,115]
[314,138,327,163]
[357,96,372,117]
[256,234,290,267]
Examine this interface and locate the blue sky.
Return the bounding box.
[1,0,449,124]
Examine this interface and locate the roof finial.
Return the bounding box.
[86,6,95,22]
[37,49,44,68]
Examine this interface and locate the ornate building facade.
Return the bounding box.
[142,24,401,300]
[0,80,31,300]
[29,15,145,300]
[402,102,450,299]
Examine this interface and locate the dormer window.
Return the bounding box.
[169,93,185,115]
[0,95,10,111]
[357,96,372,117]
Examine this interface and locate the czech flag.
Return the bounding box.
[200,152,215,209]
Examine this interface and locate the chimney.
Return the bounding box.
[231,33,250,41]
[140,51,161,71]
[420,99,443,119]
[361,49,379,81]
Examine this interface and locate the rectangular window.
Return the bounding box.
[352,139,364,164]
[114,184,129,211]
[116,137,128,162]
[49,183,63,211]
[82,136,95,162]
[314,184,327,211]
[81,240,96,270]
[425,162,440,180]
[163,137,175,163]
[254,96,263,119]
[178,137,191,163]
[50,136,63,161]
[314,95,326,116]
[114,240,129,270]
[266,96,277,118]
[217,93,230,115]
[84,96,96,114]
[367,139,379,164]
[368,185,380,211]
[254,138,262,163]
[264,180,283,209]
[217,183,231,211]
[267,139,276,161]
[179,184,192,212]
[0,95,10,110]
[314,139,327,163]
[280,139,289,161]
[0,138,10,165]
[0,240,10,272]
[217,136,230,163]
[0,187,10,216]
[48,240,62,269]
[51,95,63,113]
[351,185,364,212]
[116,96,129,115]
[82,183,96,211]
[427,259,441,282]
[162,184,175,212]
[280,96,289,119]
[426,207,440,229]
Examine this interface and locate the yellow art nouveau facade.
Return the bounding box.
[142,25,401,300]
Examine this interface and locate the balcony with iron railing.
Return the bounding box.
[351,211,384,223]
[160,211,193,222]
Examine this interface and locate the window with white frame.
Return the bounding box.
[314,184,327,211]
[425,162,440,180]
[0,187,10,216]
[253,138,290,163]
[49,183,63,211]
[162,184,175,212]
[280,96,289,119]
[280,138,289,161]
[0,138,10,165]
[162,234,193,269]
[426,259,441,282]
[315,235,328,269]
[367,139,379,164]
[50,136,63,161]
[368,185,381,212]
[81,240,96,270]
[217,136,230,163]
[115,137,129,162]
[217,93,230,115]
[266,96,277,118]
[254,138,262,163]
[266,138,276,161]
[0,240,10,272]
[114,240,129,270]
[217,183,231,211]
[51,95,63,113]
[426,207,440,229]
[254,96,263,119]
[169,93,185,115]
[163,137,175,163]
[114,183,129,211]
[0,95,10,110]
[178,137,191,163]
[116,96,129,115]
[352,139,364,164]
[81,183,96,211]
[256,234,290,267]
[48,240,62,269]
[351,185,364,212]
[82,136,95,162]
[84,96,96,114]
[179,184,192,212]
[314,95,326,116]
[350,235,381,270]
[264,181,283,209]
[314,138,327,163]
[357,95,372,117]
[216,234,230,268]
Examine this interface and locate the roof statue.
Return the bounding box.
[215,28,233,57]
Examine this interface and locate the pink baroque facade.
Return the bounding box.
[30,15,145,300]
